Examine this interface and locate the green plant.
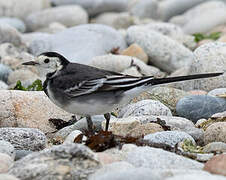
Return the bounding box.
[193,32,221,43]
[12,79,43,91]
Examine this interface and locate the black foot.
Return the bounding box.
[104,113,111,131]
[86,116,94,134]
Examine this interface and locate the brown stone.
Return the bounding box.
[204,154,226,176]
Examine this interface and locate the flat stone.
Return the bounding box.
[119,100,172,118]
[176,95,226,123]
[0,128,46,151]
[0,140,15,159]
[203,142,226,153]
[126,25,193,73]
[144,130,195,147]
[25,5,88,31]
[204,122,226,145]
[29,24,127,64]
[9,143,101,180]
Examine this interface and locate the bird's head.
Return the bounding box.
[22,52,69,76]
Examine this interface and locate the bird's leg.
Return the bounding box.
[104,113,111,131]
[86,115,94,134]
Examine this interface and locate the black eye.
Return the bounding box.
[44,58,50,63]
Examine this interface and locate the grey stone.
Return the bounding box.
[89,168,161,180]
[165,174,226,180]
[158,0,207,21]
[0,17,26,33]
[144,130,195,147]
[0,0,50,20]
[29,24,127,64]
[25,5,88,31]
[203,142,226,153]
[21,32,51,47]
[9,143,101,180]
[0,81,8,90]
[0,140,15,159]
[126,25,193,73]
[0,64,12,83]
[0,153,14,173]
[15,150,33,161]
[0,24,22,46]
[176,95,226,123]
[119,100,172,118]
[129,0,158,19]
[0,128,46,151]
[0,174,20,180]
[208,88,226,96]
[49,0,129,16]
[126,146,204,169]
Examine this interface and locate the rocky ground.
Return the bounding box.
[1,0,226,179]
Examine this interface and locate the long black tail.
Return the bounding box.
[150,72,224,85]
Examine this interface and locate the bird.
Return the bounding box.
[22,52,223,133]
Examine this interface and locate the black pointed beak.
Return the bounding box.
[22,61,39,66]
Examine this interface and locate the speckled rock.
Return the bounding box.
[29,24,127,64]
[15,150,33,161]
[25,5,88,31]
[91,12,134,30]
[203,142,226,153]
[9,143,101,180]
[0,0,50,20]
[126,25,193,73]
[90,54,163,77]
[0,128,46,151]
[0,17,26,33]
[49,0,129,16]
[0,153,14,173]
[208,88,226,97]
[119,100,172,118]
[0,140,15,159]
[176,95,226,123]
[0,90,72,134]
[204,122,226,145]
[126,146,204,169]
[144,130,195,147]
[204,154,226,176]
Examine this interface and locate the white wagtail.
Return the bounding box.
[22,52,223,133]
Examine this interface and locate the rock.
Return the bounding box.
[0,140,15,159]
[126,25,193,73]
[119,100,172,118]
[129,0,158,19]
[0,64,12,83]
[0,17,26,33]
[0,174,20,180]
[89,167,161,180]
[29,24,127,64]
[0,0,50,20]
[203,142,226,153]
[121,43,148,63]
[204,154,226,176]
[37,22,66,34]
[55,115,106,139]
[0,43,21,59]
[204,122,226,144]
[208,88,226,96]
[0,24,22,46]
[0,153,13,173]
[25,5,88,31]
[126,146,204,169]
[144,130,195,147]
[49,0,129,16]
[144,22,196,50]
[176,95,226,123]
[0,128,46,151]
[0,81,8,90]
[96,152,119,165]
[158,0,205,21]
[195,118,207,127]
[0,90,72,134]
[91,12,134,30]
[9,143,100,180]
[148,87,190,115]
[63,130,83,144]
[170,1,226,34]
[90,54,163,77]
[15,150,33,161]
[165,173,226,180]
[212,111,226,118]
[189,90,207,95]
